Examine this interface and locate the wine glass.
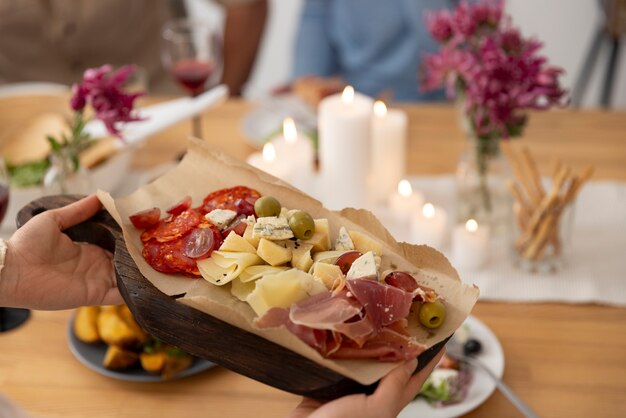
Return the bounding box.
[0,159,30,332]
[161,18,223,139]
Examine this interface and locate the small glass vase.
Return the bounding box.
[43,150,92,195]
[455,136,513,234]
[510,188,576,274]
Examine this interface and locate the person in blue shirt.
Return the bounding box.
[292,0,457,102]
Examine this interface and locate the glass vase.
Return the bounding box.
[509,186,576,273]
[455,136,513,234]
[43,150,92,195]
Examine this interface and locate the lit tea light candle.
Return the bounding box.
[318,85,373,209]
[410,202,447,248]
[371,100,408,203]
[389,179,424,222]
[271,117,314,191]
[452,218,490,271]
[246,142,292,181]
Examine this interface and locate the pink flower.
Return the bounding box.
[420,0,566,139]
[425,10,455,43]
[70,64,143,137]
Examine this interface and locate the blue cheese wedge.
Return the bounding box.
[334,227,355,251]
[252,216,294,240]
[346,251,378,280]
[205,209,237,230]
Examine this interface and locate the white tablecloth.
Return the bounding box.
[376,176,626,307]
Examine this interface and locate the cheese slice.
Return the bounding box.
[312,250,350,264]
[239,265,289,283]
[197,251,262,286]
[253,216,294,240]
[346,251,378,279]
[205,209,237,230]
[285,241,314,272]
[219,231,257,253]
[311,262,344,290]
[256,238,292,266]
[334,227,355,251]
[348,230,383,256]
[246,269,327,316]
[243,224,260,248]
[230,278,257,302]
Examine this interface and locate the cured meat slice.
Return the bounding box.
[345,278,413,331]
[142,237,201,277]
[141,209,202,243]
[289,291,362,327]
[330,327,425,361]
[201,186,261,214]
[255,307,328,353]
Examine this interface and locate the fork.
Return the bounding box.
[446,338,541,418]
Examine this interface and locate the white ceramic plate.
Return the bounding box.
[399,315,504,418]
[241,95,317,148]
[67,317,215,382]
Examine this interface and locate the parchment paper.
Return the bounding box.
[98,137,479,385]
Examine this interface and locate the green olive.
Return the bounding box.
[288,210,316,240]
[254,196,281,218]
[418,300,446,329]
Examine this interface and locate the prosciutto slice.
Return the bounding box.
[330,327,426,361]
[289,291,362,328]
[345,279,413,331]
[255,307,328,353]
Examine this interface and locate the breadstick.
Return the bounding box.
[561,165,594,206]
[501,141,541,205]
[516,165,570,249]
[521,146,545,200]
[523,211,557,260]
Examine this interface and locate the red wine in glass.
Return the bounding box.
[0,182,30,332]
[172,59,215,97]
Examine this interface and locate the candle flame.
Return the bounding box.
[422,202,435,219]
[342,86,355,104]
[262,142,276,162]
[374,100,388,117]
[466,219,478,232]
[283,117,297,144]
[398,179,412,197]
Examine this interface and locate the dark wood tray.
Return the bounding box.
[17,195,447,400]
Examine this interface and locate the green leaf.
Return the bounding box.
[6,159,51,188]
[47,136,62,152]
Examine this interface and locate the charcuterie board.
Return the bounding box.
[16,195,448,400]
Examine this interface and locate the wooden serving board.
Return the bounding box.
[17,195,448,400]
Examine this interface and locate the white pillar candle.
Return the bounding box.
[411,202,448,248]
[452,219,490,271]
[389,179,424,223]
[371,101,408,203]
[271,117,314,191]
[246,142,293,181]
[318,86,373,209]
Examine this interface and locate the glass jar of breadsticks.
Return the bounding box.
[502,143,593,273]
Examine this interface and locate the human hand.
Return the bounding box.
[0,194,123,310]
[287,348,445,418]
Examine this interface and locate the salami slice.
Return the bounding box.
[201,186,261,214]
[141,209,202,243]
[142,237,201,277]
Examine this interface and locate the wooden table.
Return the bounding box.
[1,96,626,418]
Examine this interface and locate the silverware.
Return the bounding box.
[447,338,541,418]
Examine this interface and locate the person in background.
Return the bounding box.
[0,0,267,96]
[0,195,444,417]
[291,0,459,102]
